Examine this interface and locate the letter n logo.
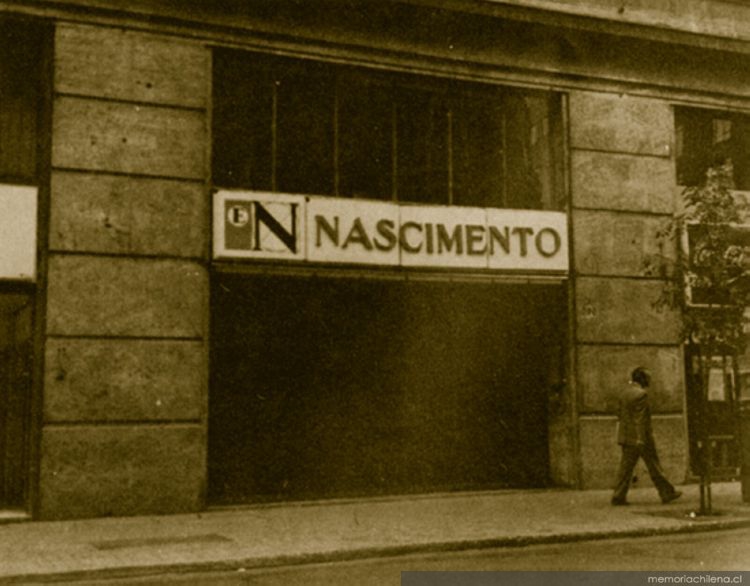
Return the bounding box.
[222,194,305,260]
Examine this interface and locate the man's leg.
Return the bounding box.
[641,442,681,503]
[612,444,639,504]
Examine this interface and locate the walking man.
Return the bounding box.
[612,367,682,505]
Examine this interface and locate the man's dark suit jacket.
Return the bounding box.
[616,382,653,446]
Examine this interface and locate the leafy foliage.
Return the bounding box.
[644,163,750,352]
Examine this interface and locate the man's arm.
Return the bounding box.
[632,393,648,445]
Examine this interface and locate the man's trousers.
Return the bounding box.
[612,442,676,503]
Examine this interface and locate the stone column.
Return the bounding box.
[568,91,688,488]
[39,24,209,519]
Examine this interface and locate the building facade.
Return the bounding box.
[0,0,748,520]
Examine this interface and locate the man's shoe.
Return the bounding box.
[611,498,628,506]
[662,490,682,504]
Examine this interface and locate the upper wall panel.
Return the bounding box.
[55,24,209,108]
[569,92,673,156]
[573,210,675,277]
[576,277,682,344]
[52,97,206,179]
[31,1,750,102]
[49,171,207,257]
[487,0,750,42]
[571,151,675,213]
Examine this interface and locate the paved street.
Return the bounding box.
[2,483,748,582]
[60,527,750,585]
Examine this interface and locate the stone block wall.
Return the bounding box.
[568,91,689,489]
[39,23,209,519]
[28,16,706,517]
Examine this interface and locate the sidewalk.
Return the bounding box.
[0,482,748,582]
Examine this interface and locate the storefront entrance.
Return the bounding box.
[0,289,34,509]
[684,346,742,480]
[208,272,567,504]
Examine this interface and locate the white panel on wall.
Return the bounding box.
[307,196,400,266]
[213,190,569,275]
[399,204,488,269]
[213,191,306,261]
[0,184,38,281]
[486,208,568,273]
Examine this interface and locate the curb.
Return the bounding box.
[4,517,750,583]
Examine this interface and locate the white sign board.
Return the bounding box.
[0,185,37,281]
[307,197,400,266]
[399,204,488,270]
[213,192,305,261]
[213,191,568,274]
[486,208,568,272]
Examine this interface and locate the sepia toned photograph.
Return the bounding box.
[0,1,749,583]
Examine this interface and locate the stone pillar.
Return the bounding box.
[39,24,209,519]
[568,91,688,488]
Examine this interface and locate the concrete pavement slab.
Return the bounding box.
[0,482,748,582]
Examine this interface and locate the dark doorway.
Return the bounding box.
[208,273,567,504]
[684,346,741,480]
[0,291,34,509]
